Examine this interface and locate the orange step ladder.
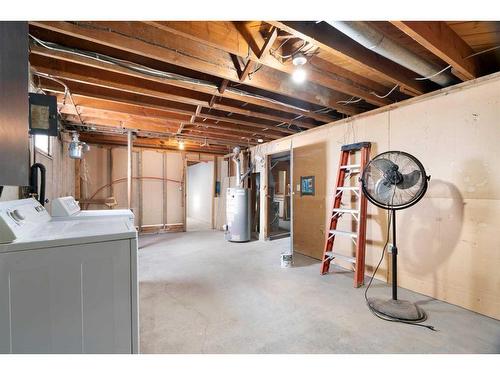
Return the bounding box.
[321,142,371,287]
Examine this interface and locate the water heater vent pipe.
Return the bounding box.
[232,147,253,188]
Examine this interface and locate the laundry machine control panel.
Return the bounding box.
[52,196,81,217]
[0,199,51,243]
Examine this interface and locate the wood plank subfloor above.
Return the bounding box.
[138,231,500,354]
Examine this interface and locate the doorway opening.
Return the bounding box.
[186,160,214,231]
[267,151,291,240]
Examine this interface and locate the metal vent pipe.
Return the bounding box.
[232,146,243,188]
[327,21,454,87]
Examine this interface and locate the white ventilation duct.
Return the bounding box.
[327,21,454,87]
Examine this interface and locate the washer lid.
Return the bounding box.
[0,218,136,252]
[52,209,135,221]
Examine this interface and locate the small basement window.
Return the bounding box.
[34,134,52,156]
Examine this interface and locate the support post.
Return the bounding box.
[74,158,81,201]
[107,147,113,201]
[137,150,143,231]
[391,209,398,301]
[127,130,133,209]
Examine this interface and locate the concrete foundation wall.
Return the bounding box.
[251,72,500,320]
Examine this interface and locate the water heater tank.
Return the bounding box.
[225,187,251,242]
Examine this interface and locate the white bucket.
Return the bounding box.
[281,252,293,268]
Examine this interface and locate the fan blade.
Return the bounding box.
[374,179,394,203]
[371,158,396,174]
[398,170,421,189]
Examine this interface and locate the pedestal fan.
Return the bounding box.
[361,151,433,329]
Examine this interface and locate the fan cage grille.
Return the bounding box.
[361,151,428,210]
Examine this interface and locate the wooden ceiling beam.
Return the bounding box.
[238,26,277,82]
[188,122,280,140]
[53,91,282,140]
[269,21,431,96]
[146,21,392,107]
[390,21,479,81]
[184,127,259,143]
[210,102,314,128]
[304,53,408,101]
[30,52,315,131]
[29,21,357,116]
[78,133,229,154]
[66,115,254,148]
[53,93,192,122]
[59,104,181,129]
[30,43,334,123]
[61,112,259,146]
[62,114,178,134]
[41,81,296,137]
[31,56,208,106]
[194,111,296,134]
[32,62,300,135]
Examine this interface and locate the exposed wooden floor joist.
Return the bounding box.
[25,20,498,154]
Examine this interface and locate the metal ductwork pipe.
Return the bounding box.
[232,146,254,188]
[327,21,454,87]
[232,146,242,188]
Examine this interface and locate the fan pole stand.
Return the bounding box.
[367,210,427,323]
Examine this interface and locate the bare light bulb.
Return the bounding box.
[292,67,307,84]
[292,53,307,66]
[178,140,185,150]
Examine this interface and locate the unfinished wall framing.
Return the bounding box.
[251,72,500,320]
[80,144,189,232]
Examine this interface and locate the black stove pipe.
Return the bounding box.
[29,163,46,206]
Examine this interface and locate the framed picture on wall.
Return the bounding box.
[300,176,315,196]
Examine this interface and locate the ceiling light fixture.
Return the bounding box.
[257,138,264,143]
[291,53,307,84]
[178,140,185,150]
[292,53,307,66]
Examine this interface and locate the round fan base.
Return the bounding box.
[367,297,427,322]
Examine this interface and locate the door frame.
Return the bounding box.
[264,149,293,247]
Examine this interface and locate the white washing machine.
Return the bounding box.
[52,196,135,226]
[0,198,139,354]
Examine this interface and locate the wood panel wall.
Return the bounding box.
[251,72,500,320]
[292,143,327,259]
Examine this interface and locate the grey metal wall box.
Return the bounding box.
[0,22,29,186]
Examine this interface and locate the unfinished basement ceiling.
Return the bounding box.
[28,21,500,154]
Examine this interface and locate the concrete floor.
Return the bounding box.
[186,216,211,232]
[138,229,500,354]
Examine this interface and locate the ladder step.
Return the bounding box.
[340,164,361,169]
[329,230,358,238]
[333,208,359,214]
[325,251,356,264]
[336,187,360,191]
